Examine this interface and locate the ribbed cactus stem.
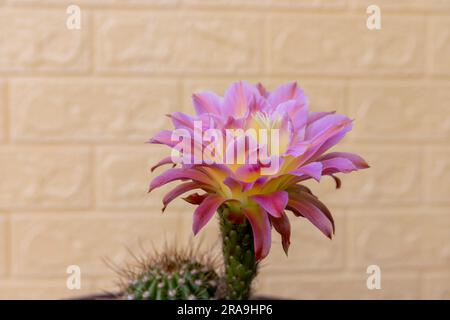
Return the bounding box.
[124,255,219,300]
[219,206,258,300]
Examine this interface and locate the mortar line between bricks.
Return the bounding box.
[342,77,350,116]
[262,11,269,78]
[88,8,95,76]
[6,2,450,16]
[417,269,425,299]
[2,212,12,278]
[2,4,350,15]
[6,75,450,86]
[3,72,443,81]
[3,81,10,143]
[424,13,434,80]
[90,145,97,211]
[342,209,349,272]
[3,141,450,147]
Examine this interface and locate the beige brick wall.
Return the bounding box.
[0,0,449,299]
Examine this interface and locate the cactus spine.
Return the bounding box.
[122,249,220,300]
[219,206,258,300]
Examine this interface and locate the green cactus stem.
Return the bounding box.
[219,206,258,300]
[121,249,220,300]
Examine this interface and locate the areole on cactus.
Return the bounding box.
[148,81,369,299]
[121,247,221,300]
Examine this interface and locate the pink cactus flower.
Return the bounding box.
[149,81,369,261]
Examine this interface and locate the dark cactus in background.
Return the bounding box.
[122,249,221,300]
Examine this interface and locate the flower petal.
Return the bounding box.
[183,192,208,205]
[150,156,175,172]
[223,176,244,194]
[289,118,353,169]
[148,130,177,147]
[255,82,269,98]
[162,182,203,212]
[243,206,272,261]
[296,190,335,232]
[289,162,323,182]
[149,168,212,192]
[330,174,342,189]
[307,111,335,125]
[274,99,308,132]
[250,190,288,218]
[305,114,351,140]
[271,212,291,255]
[192,195,225,235]
[288,197,334,239]
[192,92,222,115]
[223,81,257,119]
[284,143,309,157]
[318,152,370,169]
[235,164,261,183]
[168,112,196,130]
[304,115,353,160]
[321,157,357,174]
[268,82,306,109]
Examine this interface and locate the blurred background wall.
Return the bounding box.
[0,0,449,299]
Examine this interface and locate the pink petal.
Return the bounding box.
[268,82,306,109]
[274,99,308,132]
[223,81,257,118]
[168,112,196,130]
[321,157,357,174]
[297,118,353,165]
[284,142,309,157]
[288,197,334,239]
[312,126,352,159]
[296,191,335,232]
[256,82,269,98]
[289,162,323,182]
[330,174,342,189]
[243,206,272,261]
[148,130,177,147]
[192,92,222,115]
[235,164,261,183]
[307,111,335,125]
[150,156,175,172]
[305,114,351,140]
[278,111,294,150]
[271,212,291,255]
[318,152,370,169]
[223,176,244,194]
[192,194,225,235]
[149,168,212,192]
[250,191,288,218]
[162,182,202,211]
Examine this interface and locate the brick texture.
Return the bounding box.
[268,14,425,76]
[10,79,179,142]
[10,213,186,277]
[0,8,90,73]
[95,12,263,75]
[348,209,450,270]
[426,147,450,204]
[0,1,449,300]
[0,147,91,210]
[0,216,7,276]
[0,82,5,142]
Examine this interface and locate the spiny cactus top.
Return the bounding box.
[148,81,369,261]
[122,250,220,300]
